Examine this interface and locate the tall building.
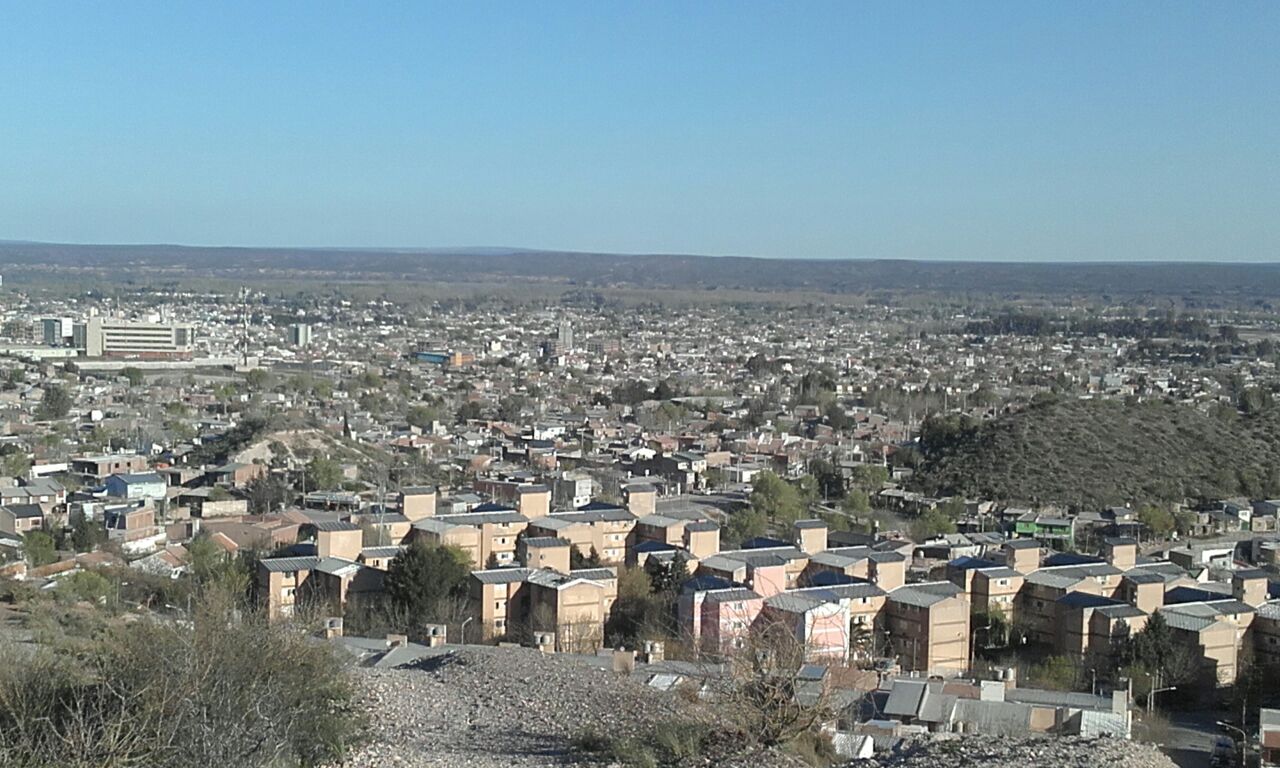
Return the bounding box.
[289,323,313,348]
[75,317,195,359]
[39,318,74,347]
[558,320,574,351]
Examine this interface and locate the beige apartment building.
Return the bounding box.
[525,502,636,564]
[884,582,970,676]
[469,566,617,651]
[411,505,529,567]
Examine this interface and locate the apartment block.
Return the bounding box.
[524,502,636,564]
[884,582,970,676]
[469,566,616,651]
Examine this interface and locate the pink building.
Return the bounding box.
[761,592,852,662]
[680,587,764,652]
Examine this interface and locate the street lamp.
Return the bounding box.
[1145,669,1176,711]
[1216,721,1248,768]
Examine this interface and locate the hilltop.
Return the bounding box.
[914,398,1280,508]
[336,646,804,768]
[3,240,1280,298]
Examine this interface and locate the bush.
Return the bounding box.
[0,592,363,767]
[57,571,112,603]
[785,729,840,767]
[652,720,711,763]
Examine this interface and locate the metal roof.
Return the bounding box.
[259,556,321,572]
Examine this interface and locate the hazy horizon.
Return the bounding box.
[2,2,1277,262]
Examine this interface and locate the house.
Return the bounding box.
[0,478,66,514]
[206,462,266,488]
[103,503,165,554]
[257,556,320,619]
[0,503,44,535]
[71,453,149,479]
[105,472,168,501]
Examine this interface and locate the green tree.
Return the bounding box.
[570,546,603,570]
[23,530,57,567]
[246,473,291,514]
[1137,504,1176,540]
[187,533,240,588]
[244,368,270,391]
[68,509,106,552]
[749,471,804,527]
[58,570,112,603]
[311,378,334,399]
[455,400,484,423]
[1028,655,1079,691]
[305,457,344,490]
[120,367,145,386]
[807,459,845,500]
[1124,611,1200,692]
[406,404,439,430]
[37,385,72,420]
[849,465,890,492]
[842,488,871,515]
[646,553,690,595]
[383,542,471,621]
[0,447,30,478]
[725,508,768,547]
[604,565,677,645]
[909,506,956,541]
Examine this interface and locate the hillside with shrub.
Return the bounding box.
[913,398,1280,508]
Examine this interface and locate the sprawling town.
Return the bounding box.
[1,282,1280,767]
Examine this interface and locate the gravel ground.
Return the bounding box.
[854,735,1178,768]
[335,647,1173,768]
[337,646,699,767]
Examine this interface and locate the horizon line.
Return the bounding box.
[0,238,1278,267]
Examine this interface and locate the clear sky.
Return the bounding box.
[0,2,1277,261]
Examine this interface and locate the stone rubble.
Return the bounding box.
[335,646,1175,768]
[336,645,699,767]
[852,735,1177,768]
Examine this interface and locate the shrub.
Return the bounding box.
[652,720,711,763]
[0,590,363,767]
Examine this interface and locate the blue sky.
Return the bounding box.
[0,1,1276,261]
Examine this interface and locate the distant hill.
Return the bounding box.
[1,241,1279,297]
[913,398,1280,508]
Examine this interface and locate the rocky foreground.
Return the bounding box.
[855,735,1177,768]
[336,645,1176,768]
[338,646,706,767]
